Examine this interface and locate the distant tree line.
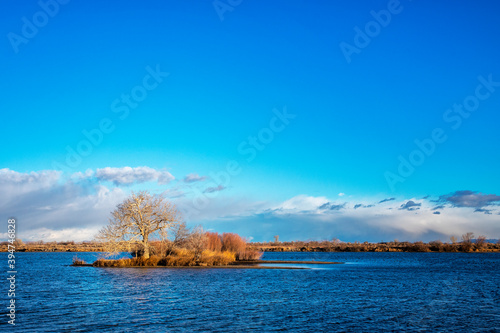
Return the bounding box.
[250,232,499,253]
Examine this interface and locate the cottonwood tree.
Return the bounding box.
[96,191,182,259]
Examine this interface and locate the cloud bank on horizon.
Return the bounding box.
[1,168,499,242]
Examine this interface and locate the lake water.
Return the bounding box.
[3,252,499,332]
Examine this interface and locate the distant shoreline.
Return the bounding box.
[3,240,499,253]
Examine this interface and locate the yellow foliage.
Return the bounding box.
[171,248,192,257]
[200,250,235,266]
[92,248,237,267]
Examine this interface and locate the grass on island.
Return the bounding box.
[72,232,263,268]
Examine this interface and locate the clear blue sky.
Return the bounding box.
[1,0,499,242]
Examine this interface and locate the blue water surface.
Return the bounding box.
[2,252,499,332]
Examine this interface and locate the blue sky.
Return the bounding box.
[1,0,500,242]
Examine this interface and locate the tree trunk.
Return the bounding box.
[143,244,150,259]
[142,235,150,259]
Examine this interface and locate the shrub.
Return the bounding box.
[72,256,87,266]
[162,251,196,266]
[221,233,247,253]
[461,232,475,252]
[149,241,168,256]
[157,248,196,266]
[206,232,222,252]
[442,243,457,252]
[475,236,487,251]
[411,241,430,252]
[429,240,443,252]
[92,259,114,267]
[200,250,235,266]
[115,258,130,267]
[132,255,161,266]
[236,249,263,261]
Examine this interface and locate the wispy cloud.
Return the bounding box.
[95,166,174,185]
[399,200,421,211]
[379,197,396,204]
[474,208,492,215]
[203,185,226,193]
[354,204,374,209]
[319,202,346,211]
[184,173,207,183]
[162,187,185,199]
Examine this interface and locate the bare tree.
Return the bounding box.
[186,225,208,260]
[164,221,191,255]
[95,191,182,259]
[461,232,475,252]
[450,236,457,244]
[171,221,191,247]
[475,235,487,250]
[461,232,475,243]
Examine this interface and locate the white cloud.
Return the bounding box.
[0,168,127,241]
[183,173,207,183]
[0,226,103,242]
[338,192,345,197]
[71,169,94,180]
[0,168,61,192]
[95,166,174,185]
[275,194,329,213]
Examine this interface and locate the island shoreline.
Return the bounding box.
[71,259,344,269]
